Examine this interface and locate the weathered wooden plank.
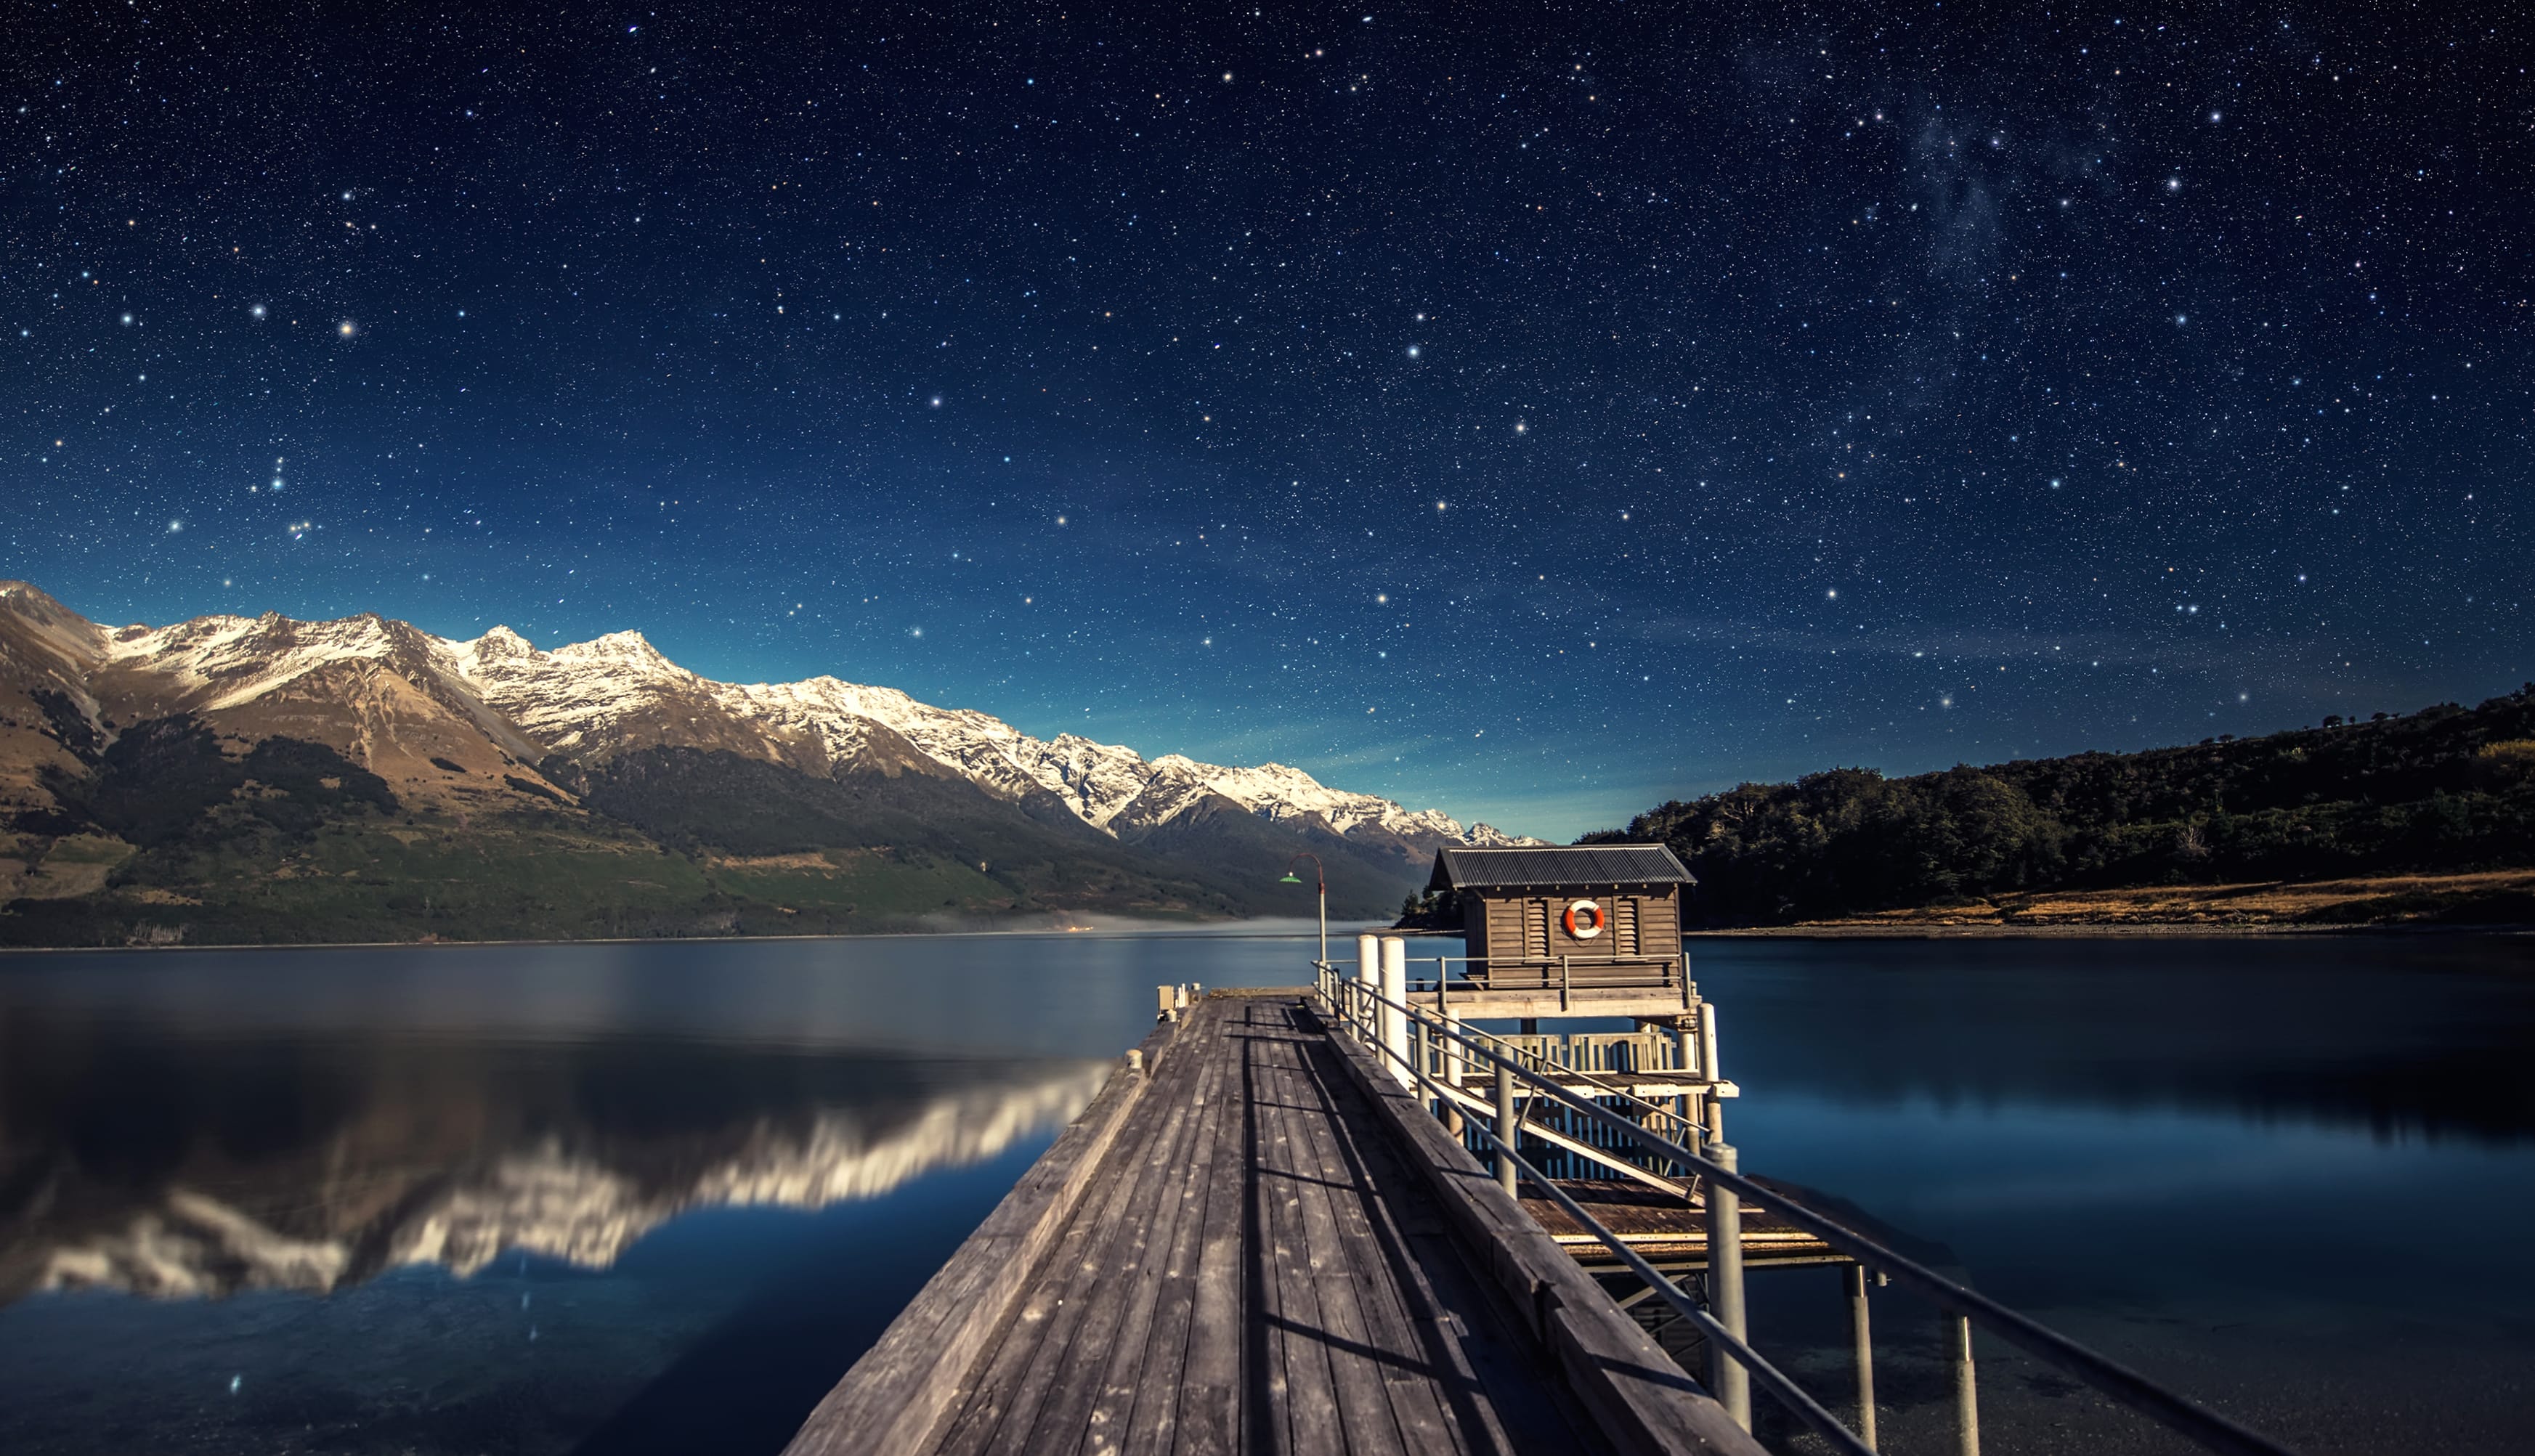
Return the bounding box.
[1260,1021,1414,1456]
[1089,999,1236,1456]
[1169,1000,1256,1456]
[1249,1010,1347,1456]
[932,1010,1206,1455]
[784,1018,1177,1456]
[1279,1025,1466,1456]
[1025,1001,1227,1455]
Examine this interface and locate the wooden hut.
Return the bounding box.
[1427,845,1695,1008]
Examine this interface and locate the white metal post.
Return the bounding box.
[1442,1005,1467,1136]
[1355,933,1379,1042]
[1705,1138,1750,1429]
[1379,936,1409,1086]
[1699,1000,1726,1144]
[1493,1059,1518,1195]
[1951,1314,1981,1456]
[1849,1263,1879,1450]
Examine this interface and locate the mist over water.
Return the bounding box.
[2,928,2528,1453]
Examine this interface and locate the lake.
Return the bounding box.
[1,928,2528,1455]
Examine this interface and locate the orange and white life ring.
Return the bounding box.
[1563,898,1606,940]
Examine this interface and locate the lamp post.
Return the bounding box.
[1278,853,1327,967]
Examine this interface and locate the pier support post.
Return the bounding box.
[1379,937,1410,1087]
[1494,1060,1519,1197]
[1705,1139,1751,1431]
[1847,1264,1878,1450]
[1355,934,1380,1041]
[1950,1313,1981,1456]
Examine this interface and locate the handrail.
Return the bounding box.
[1321,971,2304,1456]
[1315,961,1707,1154]
[1334,983,1873,1456]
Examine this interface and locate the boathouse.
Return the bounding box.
[1429,843,1695,995]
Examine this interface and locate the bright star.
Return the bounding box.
[338,320,357,335]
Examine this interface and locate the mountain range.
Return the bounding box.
[0,582,1539,945]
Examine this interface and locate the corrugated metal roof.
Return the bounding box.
[1428,844,1695,891]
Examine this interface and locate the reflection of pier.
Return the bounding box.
[792,953,2306,1455]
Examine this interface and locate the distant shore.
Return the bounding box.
[1683,868,2535,937]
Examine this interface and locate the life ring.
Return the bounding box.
[1563,899,1606,940]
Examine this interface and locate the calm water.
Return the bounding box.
[1,929,2530,1455]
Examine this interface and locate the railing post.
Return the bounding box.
[1408,1017,1427,1110]
[1951,1313,1981,1456]
[1705,1138,1751,1430]
[1674,1020,1698,1148]
[1379,937,1410,1086]
[1442,1006,1467,1136]
[1559,953,1571,1012]
[1493,1058,1518,1197]
[1848,1263,1879,1450]
[1700,1001,1726,1144]
[1355,934,1379,1043]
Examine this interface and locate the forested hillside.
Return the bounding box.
[1591,687,2535,926]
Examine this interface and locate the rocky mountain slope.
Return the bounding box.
[0,581,1537,945]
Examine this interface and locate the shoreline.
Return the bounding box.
[0,916,1397,959]
[1687,922,2535,940]
[13,917,2527,959]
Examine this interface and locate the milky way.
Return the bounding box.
[2,1,2526,836]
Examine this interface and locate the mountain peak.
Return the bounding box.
[553,629,680,673]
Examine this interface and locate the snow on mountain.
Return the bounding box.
[428,622,1544,846]
[0,582,1544,848]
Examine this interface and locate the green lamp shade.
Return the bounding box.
[1278,872,1304,884]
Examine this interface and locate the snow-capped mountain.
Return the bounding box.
[434,627,1534,845]
[12,587,1531,846]
[0,581,1540,942]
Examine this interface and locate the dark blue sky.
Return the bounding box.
[4,1,2527,839]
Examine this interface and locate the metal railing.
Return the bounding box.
[1402,951,1687,1009]
[1316,962,2303,1456]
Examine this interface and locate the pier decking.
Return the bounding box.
[785,993,1759,1456]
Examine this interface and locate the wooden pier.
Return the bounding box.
[786,992,1765,1456]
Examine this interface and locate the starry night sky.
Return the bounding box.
[4,1,2528,838]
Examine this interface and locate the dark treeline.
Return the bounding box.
[1588,686,2535,925]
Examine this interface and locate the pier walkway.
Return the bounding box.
[785,992,1756,1456]
[787,975,2303,1456]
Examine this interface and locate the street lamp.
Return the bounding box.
[1278,853,1327,966]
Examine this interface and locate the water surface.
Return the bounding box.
[3,929,2529,1455]
[0,928,1311,1455]
[1682,933,2535,1455]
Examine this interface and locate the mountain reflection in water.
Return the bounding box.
[0,932,1318,1456]
[5,1038,1105,1304]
